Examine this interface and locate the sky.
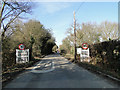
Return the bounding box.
[26,2,118,46]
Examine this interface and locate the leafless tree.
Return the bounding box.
[0,0,33,41]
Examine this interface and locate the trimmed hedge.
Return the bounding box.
[89,39,120,73]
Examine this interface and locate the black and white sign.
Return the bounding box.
[80,48,90,62]
[16,49,29,63]
[77,44,90,62]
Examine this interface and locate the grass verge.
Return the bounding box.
[62,53,120,84]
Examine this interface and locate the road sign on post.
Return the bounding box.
[16,44,29,63]
[77,48,81,54]
[16,49,29,63]
[19,44,25,50]
[77,43,90,62]
[80,48,89,61]
[82,43,88,50]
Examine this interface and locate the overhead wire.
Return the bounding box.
[66,1,86,34]
[75,1,85,14]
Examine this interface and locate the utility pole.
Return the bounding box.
[74,11,77,62]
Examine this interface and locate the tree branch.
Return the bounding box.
[1,9,13,22]
[4,11,22,31]
[0,1,6,29]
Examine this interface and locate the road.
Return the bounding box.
[4,54,120,88]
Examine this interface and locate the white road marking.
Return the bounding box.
[30,60,55,73]
[31,60,43,71]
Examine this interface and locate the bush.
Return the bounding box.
[89,39,120,72]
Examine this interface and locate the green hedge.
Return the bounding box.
[89,39,120,73]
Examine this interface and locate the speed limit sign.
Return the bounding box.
[82,43,88,50]
[19,44,25,50]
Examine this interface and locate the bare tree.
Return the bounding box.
[99,21,118,41]
[0,0,33,41]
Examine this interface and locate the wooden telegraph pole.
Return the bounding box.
[74,11,77,62]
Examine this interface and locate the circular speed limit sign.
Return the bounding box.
[19,44,25,50]
[82,43,88,50]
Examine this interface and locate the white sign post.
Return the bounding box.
[16,49,29,64]
[77,48,81,54]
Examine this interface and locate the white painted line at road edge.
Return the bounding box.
[97,71,120,82]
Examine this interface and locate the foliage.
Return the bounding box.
[78,62,120,79]
[0,0,33,41]
[89,39,120,72]
[2,19,55,70]
[60,21,119,77]
[59,37,72,55]
[98,21,118,41]
[52,44,58,53]
[60,21,118,56]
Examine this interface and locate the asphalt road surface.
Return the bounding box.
[4,54,120,88]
